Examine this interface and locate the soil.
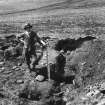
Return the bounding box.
[0,34,105,105]
[1,7,105,104]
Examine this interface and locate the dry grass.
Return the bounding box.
[0,6,105,39]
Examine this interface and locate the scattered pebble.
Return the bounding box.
[15,68,20,71]
[0,62,4,65]
[3,70,12,74]
[80,96,89,101]
[16,80,24,84]
[12,66,18,70]
[18,63,22,66]
[1,67,5,70]
[86,89,100,97]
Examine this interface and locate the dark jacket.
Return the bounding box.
[17,31,42,49]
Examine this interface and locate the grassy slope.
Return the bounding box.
[1,0,105,18]
[0,0,65,14]
[0,0,105,39]
[1,1,105,104]
[1,0,105,14]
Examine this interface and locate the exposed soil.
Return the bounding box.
[1,5,105,104]
[0,33,105,105]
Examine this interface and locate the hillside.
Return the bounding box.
[0,0,65,15]
[1,0,105,15]
[0,0,105,24]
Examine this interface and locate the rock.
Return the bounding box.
[1,67,5,70]
[12,66,17,70]
[18,63,22,66]
[86,89,100,98]
[16,80,24,84]
[36,75,45,82]
[100,82,105,90]
[80,96,89,101]
[66,101,71,105]
[0,62,4,65]
[15,67,20,71]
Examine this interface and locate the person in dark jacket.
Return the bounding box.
[17,23,46,72]
[54,50,66,82]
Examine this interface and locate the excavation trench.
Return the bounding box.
[55,36,96,52]
[16,36,96,105]
[0,36,97,105]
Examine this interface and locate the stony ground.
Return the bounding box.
[0,32,105,105]
[1,4,105,104]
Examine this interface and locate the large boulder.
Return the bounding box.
[36,75,45,82]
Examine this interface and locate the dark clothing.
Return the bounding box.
[54,53,66,82]
[55,53,66,74]
[26,31,42,48]
[19,31,42,49]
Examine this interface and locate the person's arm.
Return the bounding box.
[16,33,25,43]
[35,33,46,46]
[16,33,23,40]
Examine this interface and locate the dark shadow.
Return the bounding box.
[41,36,51,41]
[36,66,48,79]
[5,35,16,39]
[55,36,96,52]
[1,45,9,51]
[63,75,75,84]
[19,91,41,101]
[36,52,74,84]
[0,93,5,98]
[50,53,66,82]
[100,90,105,94]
